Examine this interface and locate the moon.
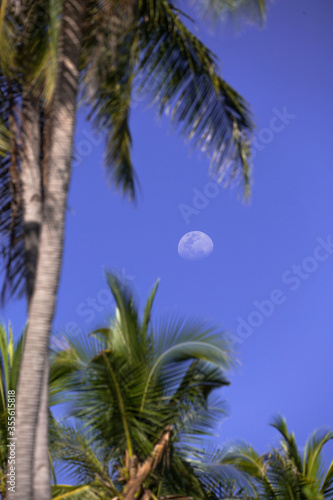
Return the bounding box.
[178,231,214,261]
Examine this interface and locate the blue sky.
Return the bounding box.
[3,0,333,462]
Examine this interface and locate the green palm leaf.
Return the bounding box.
[50,273,237,497]
[303,429,333,494]
[52,484,102,499]
[136,1,254,195]
[271,415,303,474]
[321,459,333,497]
[225,417,333,500]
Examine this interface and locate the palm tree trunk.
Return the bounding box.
[21,88,51,500]
[20,91,43,302]
[33,356,50,499]
[7,1,84,498]
[124,426,173,500]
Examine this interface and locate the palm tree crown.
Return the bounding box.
[223,415,333,500]
[50,273,240,499]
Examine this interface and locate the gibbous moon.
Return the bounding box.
[178,231,214,261]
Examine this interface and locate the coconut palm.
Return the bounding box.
[0,1,267,498]
[223,415,333,500]
[48,273,249,500]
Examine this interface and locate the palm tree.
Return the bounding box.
[0,324,24,499]
[223,415,333,500]
[0,1,266,498]
[48,273,248,500]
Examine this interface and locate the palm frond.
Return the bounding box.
[302,429,333,490]
[49,332,103,406]
[140,315,236,412]
[0,73,25,302]
[81,1,139,198]
[320,459,333,497]
[28,0,62,103]
[187,444,257,498]
[0,0,18,74]
[226,417,333,500]
[52,484,102,499]
[267,451,302,500]
[141,278,160,341]
[136,1,255,196]
[104,272,142,359]
[270,415,303,474]
[52,419,118,495]
[50,273,236,495]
